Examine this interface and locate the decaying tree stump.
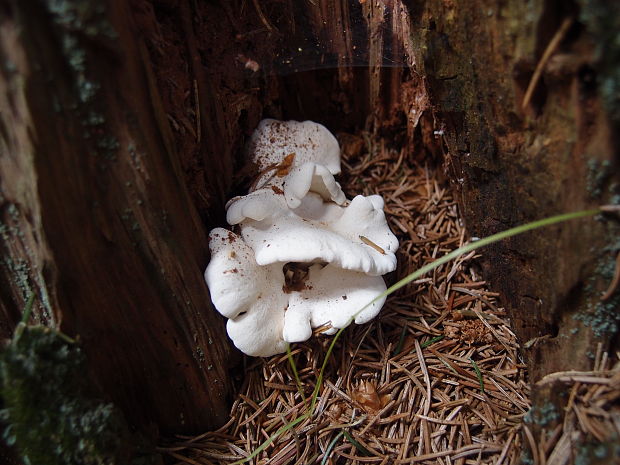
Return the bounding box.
[0,1,234,434]
[0,0,618,444]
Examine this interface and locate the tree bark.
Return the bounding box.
[0,0,234,434]
[407,0,620,379]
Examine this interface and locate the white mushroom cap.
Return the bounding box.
[284,162,347,208]
[204,119,400,357]
[248,119,341,190]
[226,188,288,224]
[283,264,387,342]
[204,228,287,357]
[227,160,347,226]
[236,192,398,276]
[226,158,397,275]
[331,195,400,255]
[205,227,388,356]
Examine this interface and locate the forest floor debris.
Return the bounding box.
[161,133,531,464]
[523,350,620,465]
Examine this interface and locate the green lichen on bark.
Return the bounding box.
[586,158,612,199]
[523,401,560,427]
[0,204,54,323]
[575,440,620,465]
[28,0,121,163]
[45,0,117,39]
[43,0,115,106]
[0,324,156,465]
[574,236,620,337]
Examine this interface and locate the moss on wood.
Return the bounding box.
[0,323,157,465]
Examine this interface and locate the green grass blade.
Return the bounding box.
[13,293,35,343]
[355,208,600,318]
[342,430,371,456]
[392,324,409,356]
[286,344,306,403]
[421,335,444,348]
[321,431,345,465]
[309,325,347,413]
[470,358,485,393]
[20,293,35,325]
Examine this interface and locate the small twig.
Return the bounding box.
[522,16,573,110]
[360,235,386,255]
[415,340,432,416]
[600,204,620,213]
[523,424,541,465]
[164,450,204,465]
[251,0,275,32]
[537,370,614,386]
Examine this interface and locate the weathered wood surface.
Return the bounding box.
[407,1,619,379]
[0,0,234,434]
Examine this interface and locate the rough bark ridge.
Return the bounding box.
[0,0,233,434]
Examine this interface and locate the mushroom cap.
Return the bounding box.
[226,158,398,275]
[204,119,400,357]
[204,227,391,356]
[227,160,347,226]
[248,119,341,190]
[283,264,387,343]
[226,292,288,357]
[204,228,287,357]
[238,193,398,276]
[204,228,259,318]
[226,188,288,224]
[284,162,347,209]
[331,194,400,255]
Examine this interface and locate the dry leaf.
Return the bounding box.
[275,153,296,176]
[352,380,390,413]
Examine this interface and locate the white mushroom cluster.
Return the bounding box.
[205,119,399,357]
